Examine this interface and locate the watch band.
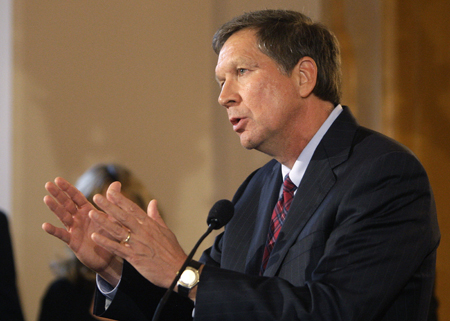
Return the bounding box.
[187,259,202,270]
[177,260,202,297]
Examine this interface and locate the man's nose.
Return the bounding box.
[218,81,240,108]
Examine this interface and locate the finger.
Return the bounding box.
[147,200,168,229]
[89,209,130,243]
[106,182,148,223]
[54,177,92,211]
[91,232,132,259]
[42,222,71,244]
[55,177,91,207]
[45,181,78,215]
[43,195,74,228]
[93,194,141,232]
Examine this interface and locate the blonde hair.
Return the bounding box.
[75,163,151,211]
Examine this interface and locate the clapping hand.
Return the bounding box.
[89,181,187,289]
[43,177,188,290]
[42,177,123,286]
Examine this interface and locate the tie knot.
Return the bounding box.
[283,174,297,194]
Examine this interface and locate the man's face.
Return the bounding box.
[215,28,304,156]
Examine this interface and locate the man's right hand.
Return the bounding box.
[42,177,123,287]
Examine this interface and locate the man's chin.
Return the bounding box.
[239,137,259,151]
[239,136,275,157]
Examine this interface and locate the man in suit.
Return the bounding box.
[43,10,440,320]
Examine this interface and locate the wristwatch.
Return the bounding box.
[177,260,202,297]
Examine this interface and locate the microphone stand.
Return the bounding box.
[151,224,214,321]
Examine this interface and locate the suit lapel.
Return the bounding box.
[244,162,282,275]
[263,144,335,275]
[263,106,359,276]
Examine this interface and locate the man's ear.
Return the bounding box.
[294,56,317,98]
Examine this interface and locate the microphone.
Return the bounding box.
[207,199,234,229]
[152,200,234,321]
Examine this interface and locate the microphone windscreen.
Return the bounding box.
[207,199,234,230]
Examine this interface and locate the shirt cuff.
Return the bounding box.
[96,274,121,309]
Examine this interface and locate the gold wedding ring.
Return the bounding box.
[123,230,131,244]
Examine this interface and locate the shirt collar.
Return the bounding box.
[282,104,343,187]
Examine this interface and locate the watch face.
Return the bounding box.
[181,269,197,286]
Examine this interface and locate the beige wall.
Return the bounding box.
[12,2,216,320]
[383,0,450,319]
[10,1,317,320]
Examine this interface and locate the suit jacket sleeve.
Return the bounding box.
[93,260,194,321]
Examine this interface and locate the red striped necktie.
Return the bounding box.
[260,174,297,274]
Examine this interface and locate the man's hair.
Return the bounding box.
[213,9,342,106]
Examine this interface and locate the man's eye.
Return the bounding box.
[238,68,247,75]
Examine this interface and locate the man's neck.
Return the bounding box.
[276,101,335,168]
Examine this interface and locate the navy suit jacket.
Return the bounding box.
[95,107,440,321]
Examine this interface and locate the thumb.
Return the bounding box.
[106,181,122,203]
[147,199,167,228]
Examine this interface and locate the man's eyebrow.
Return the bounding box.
[214,55,259,82]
